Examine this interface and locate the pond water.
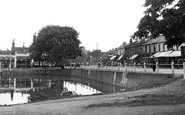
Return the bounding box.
[0,76,123,106]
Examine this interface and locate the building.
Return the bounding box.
[124,36,182,66]
[0,50,12,68]
[107,42,127,66]
[11,40,30,68]
[0,40,30,68]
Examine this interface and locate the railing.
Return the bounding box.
[82,62,185,78]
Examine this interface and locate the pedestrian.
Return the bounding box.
[151,56,156,72]
[98,62,101,68]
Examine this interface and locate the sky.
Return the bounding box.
[0,0,146,52]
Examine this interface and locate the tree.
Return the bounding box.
[70,46,89,64]
[29,25,82,66]
[132,0,185,49]
[89,50,102,63]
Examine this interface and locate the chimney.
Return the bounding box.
[12,39,15,48]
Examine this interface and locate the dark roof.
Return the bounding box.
[125,40,146,48]
[125,36,166,49]
[0,50,11,55]
[11,47,29,54]
[144,36,166,45]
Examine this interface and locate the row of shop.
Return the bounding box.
[108,50,182,67]
[107,55,124,66]
[0,56,31,68]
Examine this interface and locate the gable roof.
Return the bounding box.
[12,47,29,54]
[144,36,166,45]
[0,50,11,55]
[125,36,166,49]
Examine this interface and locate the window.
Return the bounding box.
[160,43,163,52]
[159,44,160,52]
[155,44,158,52]
[151,45,154,53]
[164,44,168,51]
[147,45,150,53]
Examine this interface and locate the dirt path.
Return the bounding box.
[1,79,185,115]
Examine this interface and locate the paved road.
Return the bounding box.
[81,65,184,75]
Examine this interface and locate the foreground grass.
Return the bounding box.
[88,93,185,108]
[87,76,185,108]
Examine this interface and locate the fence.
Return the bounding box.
[82,62,185,78]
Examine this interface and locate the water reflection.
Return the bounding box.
[64,81,101,95]
[0,76,123,106]
[0,92,29,105]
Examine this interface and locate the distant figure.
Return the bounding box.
[151,57,156,72]
[144,59,147,68]
[98,62,101,68]
[10,89,14,101]
[60,65,64,69]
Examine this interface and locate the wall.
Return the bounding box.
[81,69,173,88]
[2,68,173,88]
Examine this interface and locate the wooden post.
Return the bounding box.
[134,62,136,72]
[156,61,159,73]
[31,79,33,89]
[118,63,120,71]
[14,51,17,68]
[144,62,146,72]
[48,80,52,88]
[125,63,127,72]
[171,61,174,75]
[13,78,16,91]
[111,61,113,70]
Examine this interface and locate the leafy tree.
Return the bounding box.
[132,0,185,49]
[29,25,82,66]
[89,50,102,63]
[70,46,89,64]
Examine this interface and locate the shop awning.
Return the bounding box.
[167,50,181,57]
[151,52,161,58]
[17,56,28,61]
[129,54,139,60]
[110,55,117,60]
[155,51,173,58]
[117,55,123,61]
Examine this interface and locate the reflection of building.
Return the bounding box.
[0,40,30,68]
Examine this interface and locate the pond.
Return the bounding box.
[0,76,123,106]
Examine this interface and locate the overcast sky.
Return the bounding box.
[0,0,145,52]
